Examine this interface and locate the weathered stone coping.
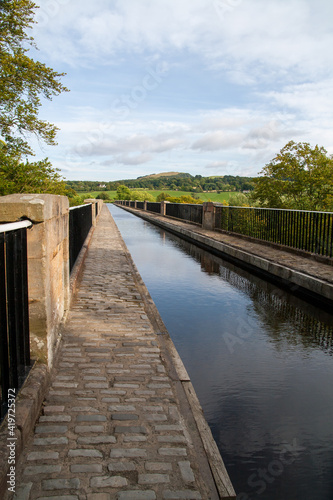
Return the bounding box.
[116,205,333,310]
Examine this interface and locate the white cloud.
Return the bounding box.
[205,160,229,170]
[266,79,333,121]
[27,0,333,181]
[114,153,153,166]
[67,131,187,158]
[33,0,333,83]
[192,131,244,151]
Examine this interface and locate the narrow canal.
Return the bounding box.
[108,204,333,500]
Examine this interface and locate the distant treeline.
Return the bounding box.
[66,173,255,193]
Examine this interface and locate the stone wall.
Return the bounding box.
[0,194,70,367]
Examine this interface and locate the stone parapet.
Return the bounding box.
[202,202,216,230]
[83,199,103,226]
[0,194,70,367]
[160,200,168,216]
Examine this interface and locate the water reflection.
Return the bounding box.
[160,221,333,357]
[108,205,333,500]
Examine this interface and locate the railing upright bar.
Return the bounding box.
[278,210,282,243]
[310,214,317,253]
[305,211,309,251]
[326,214,330,257]
[289,210,293,247]
[318,212,323,255]
[5,231,19,390]
[286,210,290,246]
[310,212,314,253]
[308,212,313,253]
[20,228,31,370]
[328,214,332,257]
[285,210,289,246]
[14,230,25,385]
[328,214,333,257]
[260,209,264,240]
[295,211,299,249]
[264,209,268,241]
[0,233,9,420]
[303,212,308,251]
[323,213,328,256]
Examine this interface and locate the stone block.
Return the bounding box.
[0,194,68,223]
[0,194,70,367]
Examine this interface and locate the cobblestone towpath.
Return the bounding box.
[10,205,235,500]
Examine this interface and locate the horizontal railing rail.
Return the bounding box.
[69,204,93,272]
[0,221,32,421]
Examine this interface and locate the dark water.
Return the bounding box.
[108,204,333,500]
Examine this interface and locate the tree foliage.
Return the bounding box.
[130,190,155,201]
[0,0,69,195]
[96,191,111,201]
[228,192,250,207]
[156,192,203,204]
[0,150,67,195]
[115,185,131,200]
[250,141,333,211]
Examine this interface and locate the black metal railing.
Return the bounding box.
[69,204,93,272]
[0,221,32,422]
[114,200,333,258]
[166,203,203,225]
[215,206,333,258]
[136,201,144,209]
[146,202,161,214]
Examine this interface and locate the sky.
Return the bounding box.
[29,0,333,181]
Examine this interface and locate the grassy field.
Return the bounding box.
[79,190,232,203]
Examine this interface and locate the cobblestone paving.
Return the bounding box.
[12,206,218,500]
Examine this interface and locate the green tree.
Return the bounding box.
[228,192,250,207]
[0,151,67,195]
[130,190,155,201]
[156,192,170,202]
[251,141,333,211]
[115,185,131,200]
[0,0,69,194]
[96,192,111,201]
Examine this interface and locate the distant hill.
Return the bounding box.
[137,172,193,180]
[137,171,185,179]
[66,172,255,194]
